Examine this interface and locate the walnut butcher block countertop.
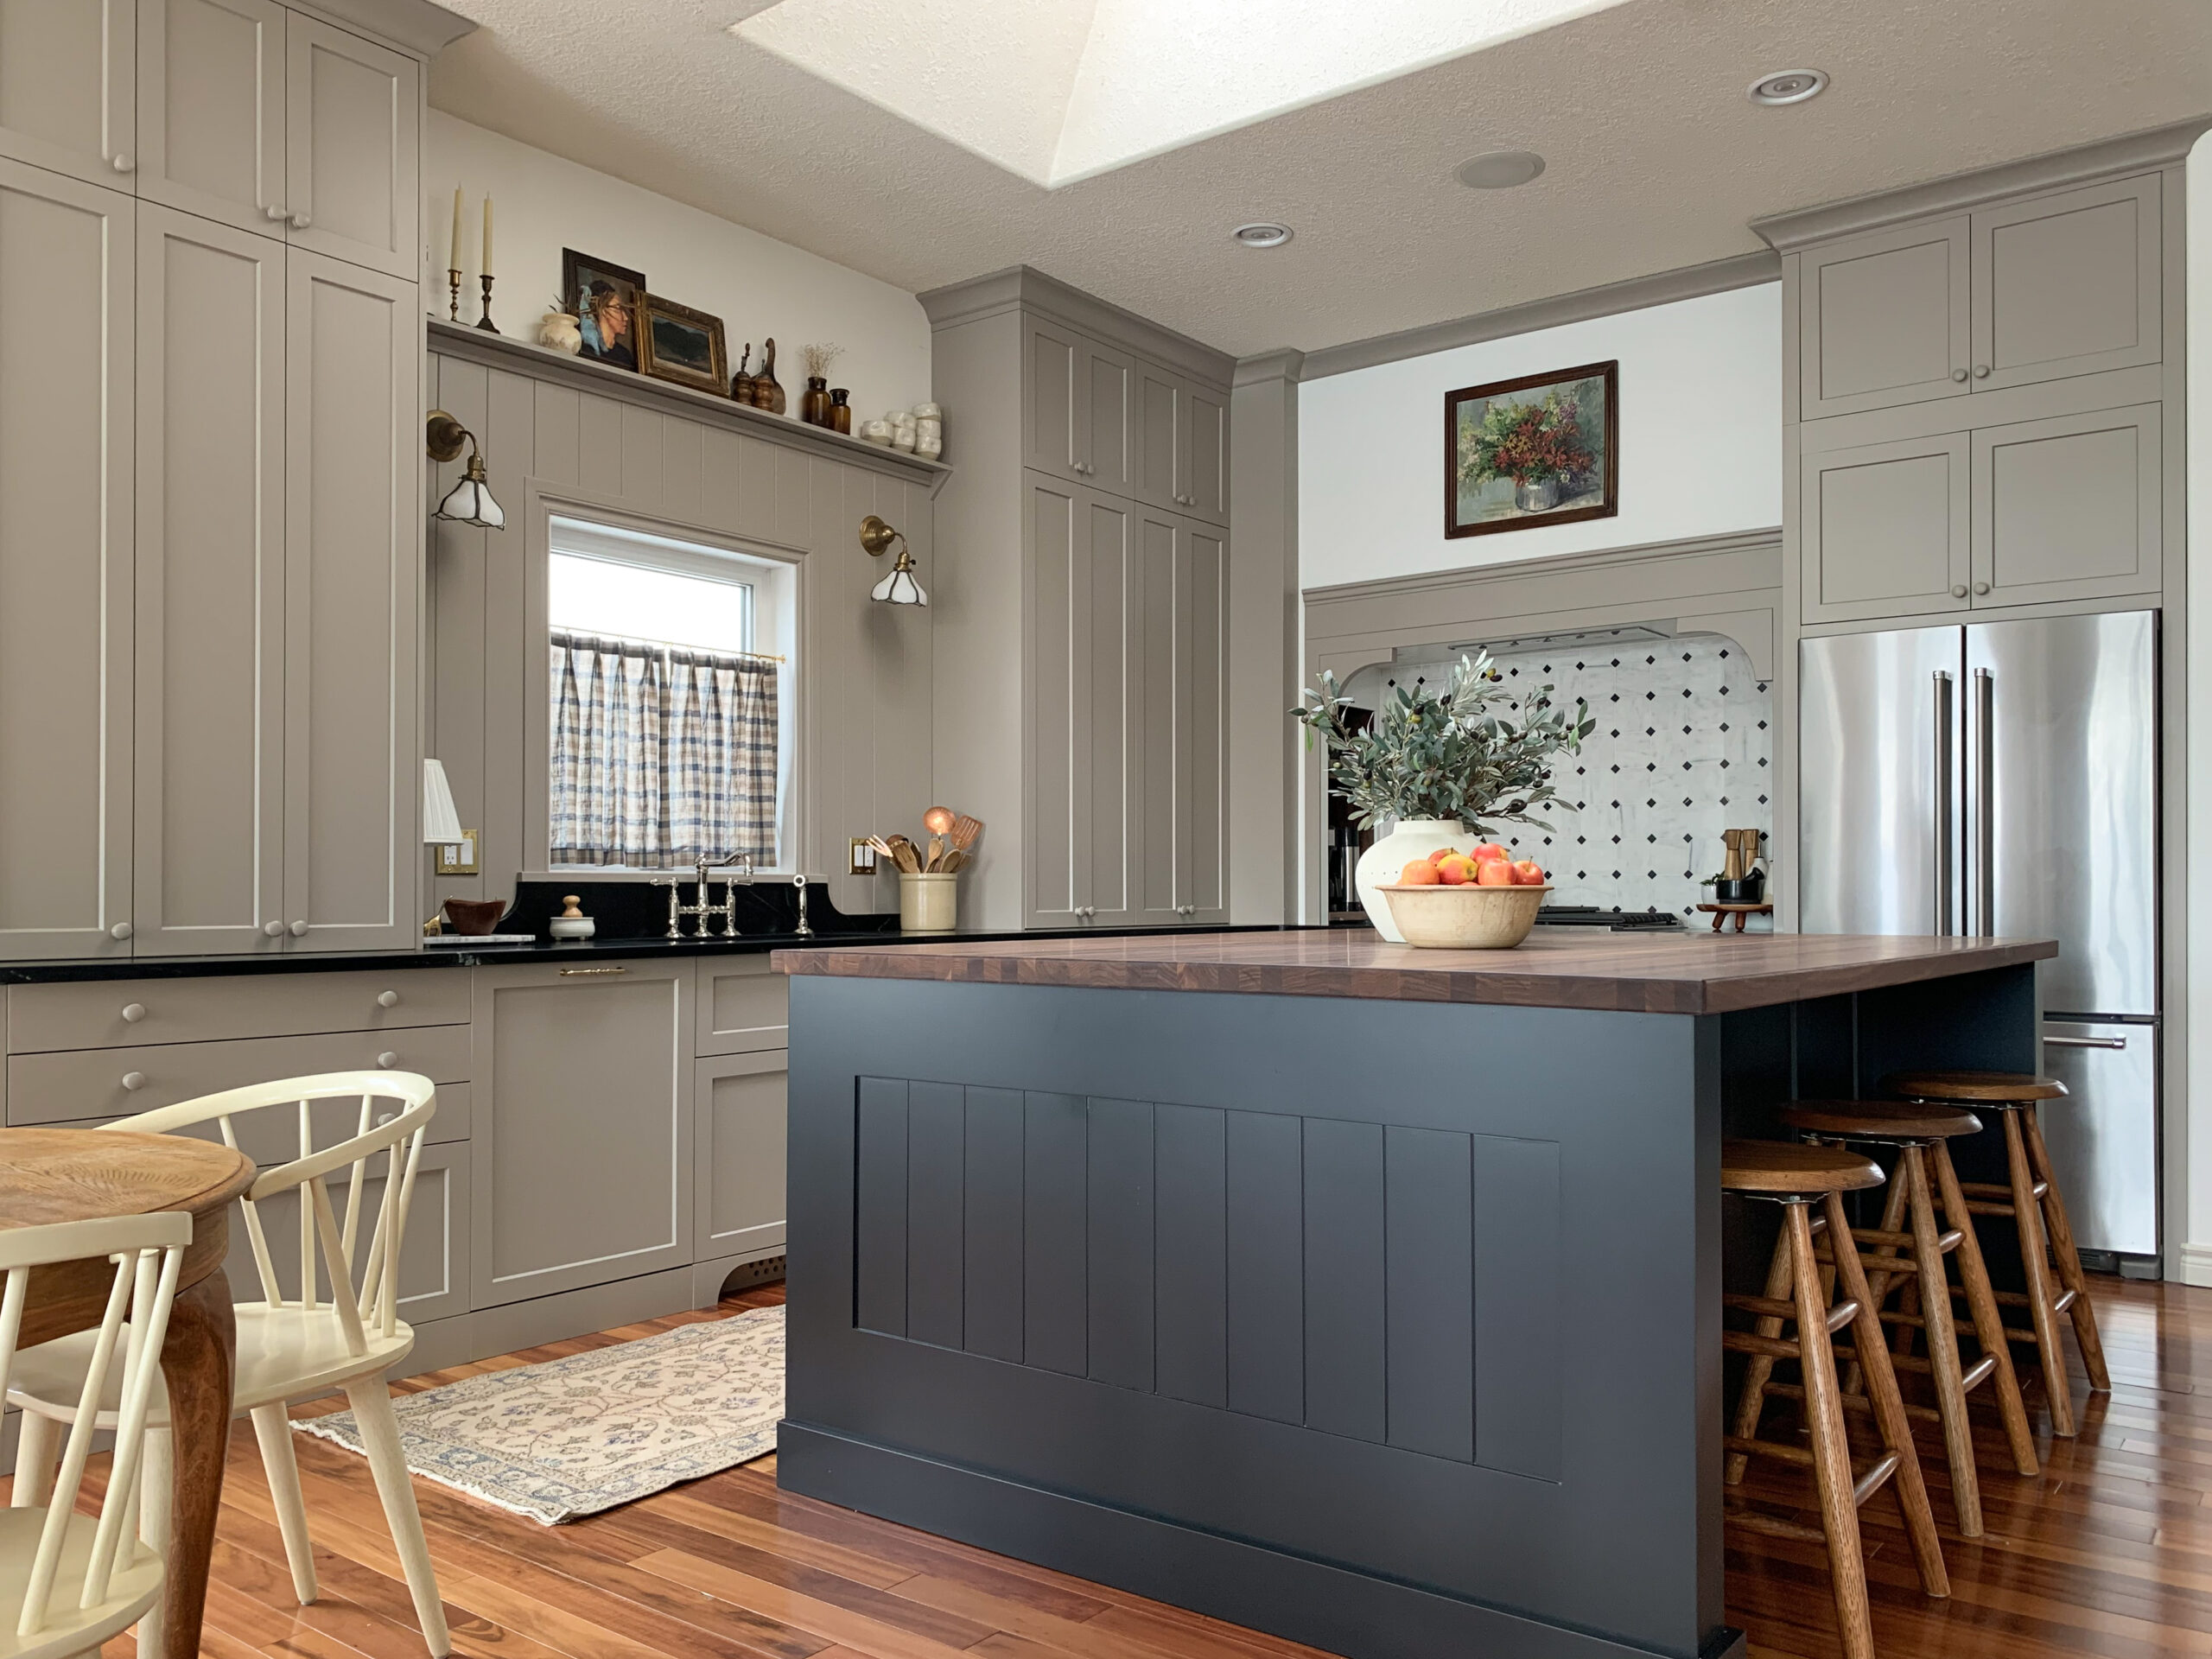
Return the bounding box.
[773,927,2057,1014]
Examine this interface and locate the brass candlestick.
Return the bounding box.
[475,272,498,334]
[447,268,461,322]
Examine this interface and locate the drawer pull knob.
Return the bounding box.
[377,1052,400,1069]
[121,1071,146,1091]
[263,920,285,938]
[120,1002,147,1023]
[557,965,626,976]
[111,153,132,173]
[110,921,133,940]
[1951,368,1969,383]
[289,920,308,937]
[377,990,401,1008]
[1974,363,1991,378]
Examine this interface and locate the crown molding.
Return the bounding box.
[300,0,473,54]
[918,265,1236,388]
[1751,117,2212,252]
[1298,251,1779,382]
[1233,349,1306,389]
[1303,527,1783,610]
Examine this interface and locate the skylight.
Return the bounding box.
[732,0,1628,189]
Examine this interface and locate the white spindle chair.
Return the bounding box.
[5,1073,448,1659]
[0,1210,188,1659]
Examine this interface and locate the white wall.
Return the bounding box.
[2184,132,2211,1283]
[1296,284,1783,591]
[424,111,932,422]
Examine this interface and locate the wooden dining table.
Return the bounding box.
[0,1125,256,1657]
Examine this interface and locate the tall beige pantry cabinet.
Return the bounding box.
[924,267,1234,931]
[0,0,465,959]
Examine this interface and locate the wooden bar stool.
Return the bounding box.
[1722,1141,1948,1659]
[1775,1101,2040,1537]
[1886,1070,2111,1438]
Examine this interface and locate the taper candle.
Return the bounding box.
[481,194,493,277]
[449,186,462,270]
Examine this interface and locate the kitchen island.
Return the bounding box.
[774,930,2056,1659]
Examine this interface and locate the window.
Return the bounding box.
[546,518,792,869]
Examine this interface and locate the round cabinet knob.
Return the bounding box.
[1974,364,1991,378]
[376,1051,399,1068]
[1951,368,1970,383]
[109,921,133,940]
[289,920,308,937]
[111,153,132,174]
[289,212,309,230]
[120,1002,147,1024]
[265,205,286,221]
[263,920,286,938]
[1951,584,1969,598]
[1974,581,1991,595]
[376,990,401,1008]
[120,1071,146,1091]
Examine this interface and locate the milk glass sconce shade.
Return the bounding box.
[426,410,505,529]
[423,759,465,844]
[860,514,926,605]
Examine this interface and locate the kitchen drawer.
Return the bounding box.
[5,1024,472,1127]
[696,958,790,1054]
[7,969,471,1054]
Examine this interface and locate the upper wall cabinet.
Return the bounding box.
[1796,173,2164,423]
[1027,319,1135,494]
[138,0,285,238]
[0,0,136,187]
[1135,365,1229,525]
[283,13,416,278]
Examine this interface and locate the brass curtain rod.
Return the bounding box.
[551,626,785,664]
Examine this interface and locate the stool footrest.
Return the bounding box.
[1726,1509,1828,1546]
[1852,1449,1902,1510]
[1966,1199,2019,1217]
[1961,1178,2048,1202]
[1848,1225,1964,1255]
[1725,1292,1860,1334]
[1767,1378,1941,1424]
[1961,1352,1999,1392]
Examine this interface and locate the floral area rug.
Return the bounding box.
[297,1305,783,1523]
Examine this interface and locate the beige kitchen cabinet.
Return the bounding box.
[137,0,285,236]
[1135,511,1228,925]
[133,201,286,955]
[1971,402,2162,608]
[1799,431,1971,625]
[1971,175,2162,393]
[1027,479,1136,928]
[1796,216,1972,423]
[0,0,135,188]
[0,158,136,960]
[695,957,789,1054]
[283,249,419,950]
[695,1051,785,1262]
[1135,365,1230,525]
[471,961,696,1308]
[1027,317,1136,494]
[284,11,416,279]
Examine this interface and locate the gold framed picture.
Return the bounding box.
[635,293,729,395]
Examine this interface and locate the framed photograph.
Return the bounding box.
[561,249,645,372]
[636,293,729,395]
[1446,359,1618,538]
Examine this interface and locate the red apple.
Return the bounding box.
[1397,859,1442,886]
[1510,860,1546,887]
[1474,858,1516,887]
[1470,842,1510,863]
[1427,846,1457,866]
[1436,854,1478,886]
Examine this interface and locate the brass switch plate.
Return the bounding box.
[849,836,877,876]
[435,830,480,876]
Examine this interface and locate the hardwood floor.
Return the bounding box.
[53,1276,2212,1659]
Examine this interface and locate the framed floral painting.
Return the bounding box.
[1445,360,1618,538]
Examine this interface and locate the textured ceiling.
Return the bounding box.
[429,0,2212,359]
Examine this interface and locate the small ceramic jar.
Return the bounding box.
[892,422,918,453]
[537,308,582,354]
[858,418,893,445]
[913,402,943,421]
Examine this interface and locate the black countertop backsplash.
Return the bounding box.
[0,877,1311,983]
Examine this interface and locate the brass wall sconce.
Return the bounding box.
[861,513,927,606]
[425,410,505,529]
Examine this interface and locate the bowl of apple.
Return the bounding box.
[1376,842,1550,950]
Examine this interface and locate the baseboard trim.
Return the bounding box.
[778,1419,1719,1659]
[2172,1243,2212,1287]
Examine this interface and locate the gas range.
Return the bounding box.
[1534,906,1686,932]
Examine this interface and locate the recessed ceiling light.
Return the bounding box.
[1455,149,1546,190]
[1747,68,1827,106]
[1232,223,1294,249]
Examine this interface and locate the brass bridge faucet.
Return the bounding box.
[658,853,753,938]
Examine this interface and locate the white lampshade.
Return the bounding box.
[870,563,928,606]
[434,469,505,529]
[423,759,465,844]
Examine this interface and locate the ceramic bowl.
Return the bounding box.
[441,897,509,937]
[1377,882,1550,950]
[549,916,595,939]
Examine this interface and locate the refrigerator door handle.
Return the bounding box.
[1972,666,1994,937]
[2044,1034,2128,1050]
[1933,670,1955,936]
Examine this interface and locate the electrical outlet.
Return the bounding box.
[435,830,480,875]
[849,836,877,876]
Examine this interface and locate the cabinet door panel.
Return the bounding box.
[1799,217,1969,421]
[695,1050,785,1262]
[1082,336,1135,494]
[1800,432,1970,624]
[1973,403,2160,607]
[226,1140,469,1324]
[0,160,133,958]
[0,0,133,187]
[1025,321,1080,479]
[1135,513,1179,924]
[1972,175,2161,392]
[1027,478,1083,925]
[1182,523,1227,920]
[1084,494,1134,925]
[1137,366,1179,510]
[139,0,284,236]
[283,251,418,950]
[695,957,789,1055]
[1182,385,1228,524]
[473,962,694,1306]
[134,203,284,955]
[285,13,416,280]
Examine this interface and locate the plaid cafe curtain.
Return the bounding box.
[550,630,779,867]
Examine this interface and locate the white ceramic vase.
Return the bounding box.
[1352,817,1466,943]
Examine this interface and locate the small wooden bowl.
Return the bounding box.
[1377,882,1550,950]
[442,898,509,938]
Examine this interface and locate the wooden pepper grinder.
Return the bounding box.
[731,342,756,405]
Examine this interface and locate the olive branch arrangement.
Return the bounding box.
[1292,652,1593,834]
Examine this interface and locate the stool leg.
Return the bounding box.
[1901,1146,1980,1537]
[1844,1171,1915,1397]
[2021,1103,2111,1394]
[1788,1202,1878,1659]
[1930,1141,2038,1476]
[1727,1222,1796,1485]
[1827,1193,1949,1599]
[2002,1109,2075,1438]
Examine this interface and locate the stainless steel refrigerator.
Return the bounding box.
[1800,610,2159,1266]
